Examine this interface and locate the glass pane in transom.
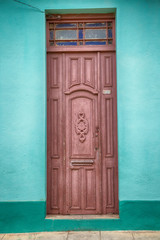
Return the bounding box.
[56,23,77,28]
[85,23,106,27]
[85,29,106,39]
[55,30,77,40]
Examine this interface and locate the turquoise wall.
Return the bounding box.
[0,0,160,232]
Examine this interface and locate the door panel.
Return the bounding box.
[70,168,81,210]
[47,52,118,215]
[51,168,59,209]
[50,99,59,158]
[105,98,114,157]
[84,168,96,210]
[83,57,96,88]
[101,53,118,214]
[47,54,63,214]
[69,95,95,159]
[65,53,100,214]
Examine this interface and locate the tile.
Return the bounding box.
[82,215,119,219]
[133,232,160,239]
[3,234,35,240]
[46,215,83,219]
[35,232,68,240]
[101,231,133,240]
[68,231,100,240]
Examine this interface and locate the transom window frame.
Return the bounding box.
[46,14,115,52]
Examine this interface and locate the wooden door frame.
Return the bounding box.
[46,13,119,215]
[46,13,116,52]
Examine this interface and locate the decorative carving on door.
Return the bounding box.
[75,112,89,143]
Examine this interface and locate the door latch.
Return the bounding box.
[95,126,99,150]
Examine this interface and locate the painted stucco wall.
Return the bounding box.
[0,0,160,232]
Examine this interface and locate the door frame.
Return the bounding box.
[46,13,119,215]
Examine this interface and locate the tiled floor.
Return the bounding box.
[0,231,160,240]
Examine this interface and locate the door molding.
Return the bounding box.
[46,14,118,215]
[46,13,116,52]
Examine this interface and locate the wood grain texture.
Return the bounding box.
[47,19,118,214]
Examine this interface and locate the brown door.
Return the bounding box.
[47,52,118,215]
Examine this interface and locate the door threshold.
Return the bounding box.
[46,214,119,220]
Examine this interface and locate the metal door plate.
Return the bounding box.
[103,89,111,94]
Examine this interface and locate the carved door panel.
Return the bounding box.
[64,53,101,214]
[47,52,118,215]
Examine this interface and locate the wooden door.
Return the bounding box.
[47,52,118,215]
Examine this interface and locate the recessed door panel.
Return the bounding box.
[70,168,81,210]
[66,55,81,90]
[83,57,95,88]
[70,96,95,158]
[105,98,114,157]
[50,99,59,158]
[51,168,59,209]
[84,168,96,210]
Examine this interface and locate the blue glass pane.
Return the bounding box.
[79,29,83,39]
[85,23,106,27]
[50,30,54,40]
[85,41,106,45]
[108,29,112,38]
[56,42,77,46]
[56,23,76,28]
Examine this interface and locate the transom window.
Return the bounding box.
[47,15,114,47]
